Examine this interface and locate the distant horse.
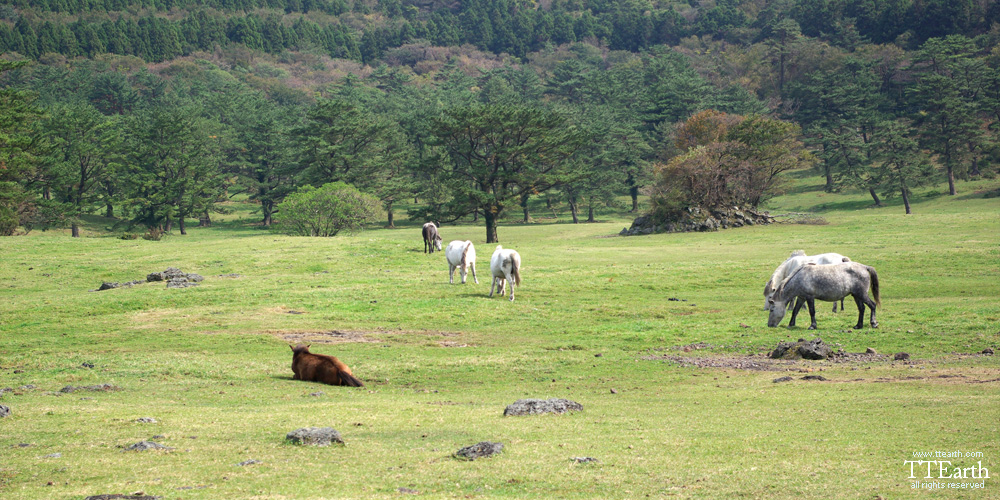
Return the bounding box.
[767,262,880,330]
[422,222,442,254]
[445,240,479,284]
[489,245,522,302]
[763,250,851,312]
[290,344,364,387]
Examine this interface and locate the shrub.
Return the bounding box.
[276,182,381,237]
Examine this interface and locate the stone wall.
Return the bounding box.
[620,207,775,236]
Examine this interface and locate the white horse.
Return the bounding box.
[489,245,522,301]
[445,240,478,284]
[763,250,851,311]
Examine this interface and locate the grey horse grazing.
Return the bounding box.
[422,222,442,254]
[763,250,851,312]
[767,262,880,330]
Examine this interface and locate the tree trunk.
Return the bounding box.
[868,188,881,207]
[484,207,499,243]
[946,163,956,195]
[71,223,80,238]
[901,186,911,215]
[824,163,834,192]
[387,207,394,228]
[628,173,639,212]
[521,192,530,223]
[199,211,211,227]
[473,209,479,222]
[105,203,114,218]
[587,204,595,223]
[179,215,187,235]
[569,199,579,224]
[165,217,173,232]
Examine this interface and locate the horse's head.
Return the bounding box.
[434,235,443,250]
[291,343,311,355]
[767,298,787,327]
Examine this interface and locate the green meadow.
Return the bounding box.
[1,175,998,499]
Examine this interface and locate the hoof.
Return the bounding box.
[808,325,817,330]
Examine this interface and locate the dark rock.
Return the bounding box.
[97,280,144,291]
[621,207,774,236]
[769,338,832,360]
[772,376,794,383]
[308,392,324,397]
[217,273,243,278]
[135,417,157,423]
[594,353,602,357]
[503,398,583,416]
[894,352,910,361]
[60,384,120,393]
[983,348,994,355]
[800,375,828,381]
[19,384,35,390]
[285,427,343,446]
[84,495,162,500]
[398,487,419,494]
[0,387,10,394]
[0,404,10,417]
[123,441,172,452]
[610,388,618,394]
[865,348,878,354]
[454,441,503,460]
[236,459,262,466]
[572,457,599,463]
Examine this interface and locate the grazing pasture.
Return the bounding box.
[0,177,998,499]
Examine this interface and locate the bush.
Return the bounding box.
[276,182,381,237]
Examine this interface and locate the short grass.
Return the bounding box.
[1,174,998,499]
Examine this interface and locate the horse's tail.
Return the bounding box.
[461,241,472,266]
[510,253,521,287]
[340,371,364,387]
[867,266,880,307]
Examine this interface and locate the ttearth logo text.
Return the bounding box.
[905,450,990,490]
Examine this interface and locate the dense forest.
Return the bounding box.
[1,0,998,241]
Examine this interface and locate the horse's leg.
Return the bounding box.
[471,263,479,284]
[460,265,467,284]
[506,271,515,301]
[806,299,818,330]
[852,295,865,329]
[864,294,878,328]
[789,297,804,327]
[489,276,496,297]
[449,264,455,284]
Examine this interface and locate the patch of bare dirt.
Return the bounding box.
[275,329,462,345]
[643,354,795,371]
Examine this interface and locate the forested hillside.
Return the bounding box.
[1,0,998,240]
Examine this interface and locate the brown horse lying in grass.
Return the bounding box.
[290,344,364,387]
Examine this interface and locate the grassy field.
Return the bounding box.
[1,175,998,499]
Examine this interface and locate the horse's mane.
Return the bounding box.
[773,264,808,302]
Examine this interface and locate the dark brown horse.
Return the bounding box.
[422,222,442,254]
[290,344,364,387]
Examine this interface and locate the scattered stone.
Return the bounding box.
[60,384,120,393]
[0,387,10,394]
[983,348,994,356]
[769,338,832,360]
[865,348,878,354]
[147,267,204,288]
[572,457,599,463]
[594,353,602,357]
[398,487,419,494]
[135,417,157,423]
[287,310,305,314]
[84,494,162,500]
[96,280,144,291]
[147,267,185,282]
[13,369,24,374]
[894,353,911,361]
[454,441,503,460]
[801,375,828,381]
[42,453,61,458]
[19,384,35,390]
[236,459,262,466]
[175,485,207,490]
[122,441,173,452]
[82,362,95,369]
[308,392,324,397]
[503,398,583,416]
[610,388,618,394]
[0,404,10,417]
[285,427,343,446]
[151,435,164,439]
[14,443,32,448]
[217,273,243,278]
[772,376,794,383]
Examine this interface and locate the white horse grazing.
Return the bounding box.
[489,245,522,301]
[763,250,851,311]
[445,240,478,284]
